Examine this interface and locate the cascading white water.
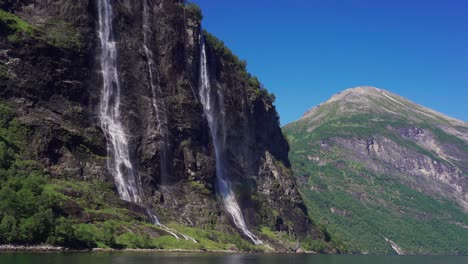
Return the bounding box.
[199,35,263,245]
[98,0,165,229]
[142,0,171,183]
[97,0,142,205]
[97,0,162,228]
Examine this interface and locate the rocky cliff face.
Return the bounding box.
[284,86,468,254]
[0,0,321,250]
[332,133,466,211]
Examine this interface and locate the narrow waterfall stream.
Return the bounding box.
[97,0,195,243]
[141,0,195,243]
[199,35,263,245]
[142,0,171,184]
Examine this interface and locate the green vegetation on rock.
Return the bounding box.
[0,9,82,50]
[202,30,276,103]
[0,64,9,79]
[182,1,203,22]
[39,19,84,50]
[0,9,36,36]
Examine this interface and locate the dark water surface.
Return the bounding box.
[0,252,466,264]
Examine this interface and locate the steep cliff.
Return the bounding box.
[283,87,468,254]
[0,0,324,251]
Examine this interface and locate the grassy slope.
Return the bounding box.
[283,113,468,255]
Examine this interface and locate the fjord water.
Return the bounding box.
[199,36,262,245]
[1,253,466,264]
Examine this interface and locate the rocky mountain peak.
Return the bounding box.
[328,86,382,101]
[299,86,468,142]
[301,86,406,119]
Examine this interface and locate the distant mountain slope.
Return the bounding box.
[283,86,468,255]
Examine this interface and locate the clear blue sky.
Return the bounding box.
[192,0,468,125]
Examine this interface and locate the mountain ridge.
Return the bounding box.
[301,86,467,128]
[295,86,468,147]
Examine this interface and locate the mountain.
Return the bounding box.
[0,1,329,252]
[283,86,468,254]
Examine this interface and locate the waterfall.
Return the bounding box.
[142,0,171,183]
[198,35,263,245]
[97,0,142,205]
[97,0,196,242]
[87,0,196,243]
[97,0,164,227]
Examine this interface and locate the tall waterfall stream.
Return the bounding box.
[198,35,263,245]
[97,0,194,243]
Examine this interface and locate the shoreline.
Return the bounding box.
[0,244,260,254]
[0,244,318,254]
[1,246,466,256]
